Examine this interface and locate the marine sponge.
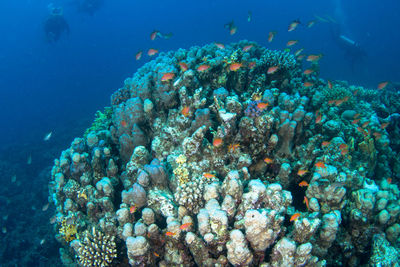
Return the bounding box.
[76,227,117,267]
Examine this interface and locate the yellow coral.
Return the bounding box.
[59,219,77,242]
[174,154,189,185]
[176,154,187,165]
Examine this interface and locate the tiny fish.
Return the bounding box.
[303,196,310,210]
[40,239,46,245]
[315,161,326,169]
[294,48,304,56]
[362,121,370,128]
[339,144,348,151]
[230,26,237,35]
[327,80,333,89]
[287,40,298,47]
[161,72,175,82]
[11,175,17,183]
[181,106,190,117]
[197,64,210,72]
[42,203,49,212]
[321,141,330,147]
[380,122,389,129]
[179,222,193,230]
[154,252,160,257]
[264,157,273,164]
[150,30,159,41]
[43,132,52,141]
[135,51,143,60]
[248,62,256,69]
[378,81,388,90]
[268,31,277,42]
[49,215,57,224]
[247,11,252,22]
[166,231,176,236]
[121,120,127,127]
[298,180,309,187]
[307,54,322,62]
[215,43,225,49]
[130,205,137,214]
[307,20,316,28]
[228,143,240,153]
[213,138,223,147]
[179,62,188,72]
[296,54,306,60]
[315,113,322,124]
[242,45,254,52]
[229,63,242,71]
[297,170,308,177]
[290,213,301,222]
[267,66,279,74]
[27,155,32,165]
[257,102,269,110]
[147,49,159,56]
[288,19,301,32]
[353,113,361,119]
[203,173,216,179]
[387,177,392,184]
[373,132,382,140]
[303,82,314,88]
[303,69,314,75]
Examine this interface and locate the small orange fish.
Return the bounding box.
[203,173,216,179]
[264,157,273,164]
[166,231,176,236]
[161,72,175,82]
[148,48,159,56]
[229,63,242,71]
[213,138,223,147]
[121,120,127,127]
[230,26,237,35]
[303,82,314,87]
[248,62,256,69]
[290,213,301,222]
[181,106,190,117]
[150,30,159,40]
[257,102,269,110]
[294,48,304,56]
[321,141,330,147]
[215,43,225,49]
[303,196,309,210]
[179,222,193,230]
[242,45,254,52]
[381,122,389,129]
[154,252,160,257]
[135,51,143,60]
[298,180,309,187]
[296,54,306,60]
[228,143,240,153]
[297,170,308,177]
[287,40,298,47]
[356,126,365,134]
[130,205,137,214]
[387,177,392,184]
[339,143,348,150]
[288,20,300,32]
[373,132,382,140]
[307,20,316,28]
[353,113,360,119]
[303,69,314,75]
[315,161,326,169]
[378,81,388,90]
[268,31,277,42]
[307,54,322,62]
[353,89,359,96]
[179,62,188,72]
[362,121,370,128]
[328,100,336,105]
[327,80,333,89]
[197,64,210,72]
[267,66,279,74]
[315,113,322,124]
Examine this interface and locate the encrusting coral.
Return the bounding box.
[49,41,400,266]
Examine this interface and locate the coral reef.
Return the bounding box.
[49,41,400,266]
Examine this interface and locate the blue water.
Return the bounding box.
[0,0,399,264]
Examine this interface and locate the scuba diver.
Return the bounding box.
[75,0,104,15]
[330,24,367,72]
[44,6,69,43]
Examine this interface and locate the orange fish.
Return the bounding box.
[215,42,225,49]
[297,170,308,177]
[303,196,310,210]
[378,81,388,90]
[257,102,269,110]
[229,63,242,71]
[387,177,392,184]
[147,48,159,56]
[315,113,322,124]
[179,223,193,230]
[353,113,361,119]
[264,157,273,164]
[296,54,306,60]
[213,138,223,147]
[288,20,300,32]
[315,161,326,169]
[362,121,370,128]
[307,54,322,62]
[150,30,159,40]
[203,173,216,179]
[166,231,176,236]
[328,100,336,105]
[287,40,298,47]
[268,31,277,42]
[197,64,210,72]
[321,141,330,147]
[339,143,348,150]
[353,89,359,96]
[179,62,188,72]
[298,180,309,187]
[294,48,304,56]
[307,20,316,28]
[327,80,333,89]
[161,72,175,82]
[154,252,160,257]
[290,213,301,222]
[352,118,360,124]
[121,120,127,127]
[228,143,240,153]
[303,69,314,75]
[130,205,137,214]
[303,82,314,88]
[181,106,190,117]
[248,62,256,69]
[373,132,382,140]
[267,66,279,74]
[356,126,365,134]
[135,51,143,60]
[230,26,237,35]
[381,122,389,129]
[242,45,254,52]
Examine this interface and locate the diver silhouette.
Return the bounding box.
[44,7,70,43]
[330,24,367,72]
